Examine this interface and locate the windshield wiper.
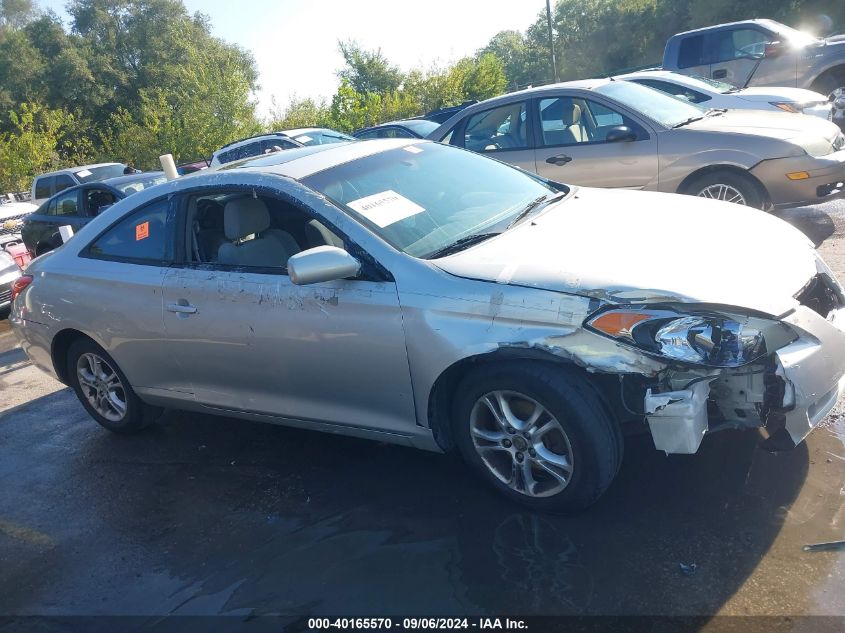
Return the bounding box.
[673,115,706,128]
[426,232,500,259]
[705,108,727,116]
[507,192,566,228]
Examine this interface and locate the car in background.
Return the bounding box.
[176,159,209,175]
[31,163,128,205]
[617,69,833,120]
[424,101,478,124]
[279,127,356,145]
[353,119,440,139]
[209,134,304,168]
[0,248,21,315]
[21,172,166,257]
[427,78,845,209]
[661,19,845,129]
[9,139,845,511]
[1,199,38,242]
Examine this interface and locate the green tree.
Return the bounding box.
[0,102,84,191]
[337,40,403,95]
[267,95,331,131]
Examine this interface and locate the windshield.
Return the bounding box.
[74,165,127,183]
[112,174,167,194]
[686,74,736,93]
[399,120,440,136]
[595,80,707,127]
[290,129,356,145]
[302,143,561,259]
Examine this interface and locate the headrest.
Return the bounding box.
[224,197,270,240]
[563,103,582,126]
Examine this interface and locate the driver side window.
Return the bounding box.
[538,97,641,146]
[463,102,529,153]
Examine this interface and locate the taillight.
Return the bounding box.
[10,275,33,302]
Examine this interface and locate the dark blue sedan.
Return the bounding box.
[21,172,166,257]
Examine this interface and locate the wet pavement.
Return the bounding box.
[1,200,845,621]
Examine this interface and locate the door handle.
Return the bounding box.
[166,302,197,314]
[546,154,572,166]
[712,69,727,79]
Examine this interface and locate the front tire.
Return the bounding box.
[684,169,765,209]
[66,338,161,434]
[452,362,623,512]
[811,68,845,129]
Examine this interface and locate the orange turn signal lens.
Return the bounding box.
[786,171,810,180]
[590,311,652,338]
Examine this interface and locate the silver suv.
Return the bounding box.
[31,163,127,205]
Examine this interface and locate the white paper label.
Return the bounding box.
[295,135,313,144]
[59,225,75,243]
[347,190,424,228]
[403,145,423,154]
[75,169,92,178]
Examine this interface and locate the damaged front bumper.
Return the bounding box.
[644,304,845,454]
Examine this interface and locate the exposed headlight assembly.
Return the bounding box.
[585,308,798,368]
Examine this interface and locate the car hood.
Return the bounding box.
[735,87,829,104]
[0,201,37,222]
[433,188,818,316]
[684,109,840,144]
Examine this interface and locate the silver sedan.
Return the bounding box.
[10,139,845,511]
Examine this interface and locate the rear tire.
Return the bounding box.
[684,169,766,210]
[451,362,623,512]
[66,338,161,434]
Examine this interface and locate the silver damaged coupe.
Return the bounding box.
[10,139,845,510]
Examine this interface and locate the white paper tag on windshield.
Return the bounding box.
[295,135,312,144]
[403,145,423,154]
[347,190,424,227]
[75,169,92,178]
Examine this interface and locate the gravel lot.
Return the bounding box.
[1,199,844,622]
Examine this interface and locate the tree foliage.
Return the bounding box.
[0,102,85,191]
[2,0,845,190]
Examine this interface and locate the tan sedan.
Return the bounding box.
[427,78,845,210]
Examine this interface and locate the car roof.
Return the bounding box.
[36,162,124,178]
[214,133,303,154]
[672,19,772,37]
[102,171,166,186]
[216,138,419,180]
[616,70,713,87]
[280,127,322,136]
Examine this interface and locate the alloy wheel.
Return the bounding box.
[831,87,845,123]
[469,390,574,498]
[697,184,747,205]
[76,353,127,422]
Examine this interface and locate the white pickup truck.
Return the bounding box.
[662,19,845,127]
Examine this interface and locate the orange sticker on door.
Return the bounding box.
[135,221,150,241]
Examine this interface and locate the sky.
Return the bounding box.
[38,0,546,117]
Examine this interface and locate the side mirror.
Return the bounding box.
[763,41,783,58]
[288,245,361,285]
[605,125,637,143]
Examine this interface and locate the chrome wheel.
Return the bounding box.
[469,390,574,498]
[76,353,127,422]
[697,184,746,205]
[831,87,845,122]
